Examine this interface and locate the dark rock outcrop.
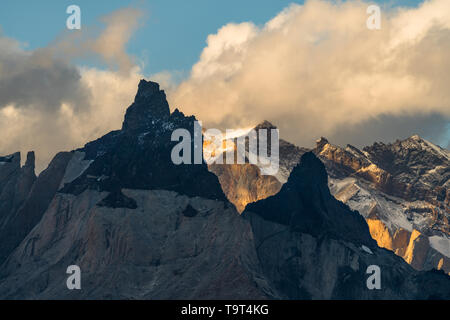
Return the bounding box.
[97,190,138,209]
[244,152,377,247]
[242,152,450,299]
[0,151,72,264]
[0,152,37,263]
[61,80,226,202]
[0,152,36,225]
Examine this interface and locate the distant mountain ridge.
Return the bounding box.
[208,125,450,274]
[242,152,450,299]
[317,136,450,274]
[0,80,449,299]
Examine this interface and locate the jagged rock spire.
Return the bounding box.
[315,137,329,151]
[244,151,376,247]
[122,79,171,132]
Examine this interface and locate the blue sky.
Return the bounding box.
[0,0,425,75]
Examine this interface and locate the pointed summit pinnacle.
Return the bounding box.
[122,80,170,132]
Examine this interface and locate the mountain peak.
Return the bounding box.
[62,79,227,203]
[24,151,35,170]
[243,151,376,247]
[286,151,328,188]
[400,135,449,160]
[315,137,329,151]
[122,80,170,132]
[409,134,421,141]
[135,79,161,100]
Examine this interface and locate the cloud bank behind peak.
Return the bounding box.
[168,0,450,148]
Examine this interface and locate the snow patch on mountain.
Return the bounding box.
[59,152,93,189]
[429,236,450,258]
[329,176,447,234]
[361,245,373,254]
[411,135,450,160]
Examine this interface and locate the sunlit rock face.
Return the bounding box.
[209,131,449,274]
[205,121,308,212]
[203,123,283,213]
[362,135,450,204]
[208,162,282,213]
[320,137,450,275]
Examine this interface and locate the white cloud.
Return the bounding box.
[168,0,450,148]
[1,1,449,173]
[191,22,258,80]
[0,9,144,172]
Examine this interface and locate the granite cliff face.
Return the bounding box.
[0,80,448,299]
[0,189,271,299]
[0,151,72,265]
[363,135,449,203]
